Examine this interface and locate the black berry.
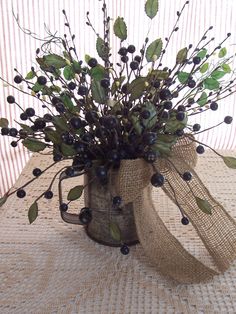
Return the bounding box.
[164,101,172,110]
[192,123,201,132]
[68,82,76,90]
[53,153,62,162]
[130,61,139,70]
[43,114,53,121]
[182,171,192,181]
[44,190,53,199]
[224,116,233,124]
[151,173,165,187]
[143,132,157,145]
[60,203,68,212]
[141,110,151,119]
[159,89,171,100]
[17,189,26,198]
[188,79,196,88]
[7,96,15,104]
[9,128,18,137]
[120,244,129,255]
[11,141,18,147]
[88,58,98,68]
[37,76,47,85]
[1,127,9,135]
[79,211,92,224]
[100,78,110,88]
[70,117,82,129]
[78,85,88,96]
[127,45,136,53]
[193,56,201,64]
[176,111,185,121]
[113,196,122,206]
[121,56,129,63]
[181,216,189,225]
[25,107,35,117]
[65,166,75,177]
[32,168,42,177]
[196,145,205,154]
[55,102,65,113]
[14,75,23,84]
[210,102,218,111]
[118,47,127,56]
[144,150,157,163]
[34,119,46,129]
[20,112,28,121]
[134,55,141,63]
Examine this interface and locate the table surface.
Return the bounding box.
[0,150,236,314]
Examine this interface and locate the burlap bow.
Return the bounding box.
[114,135,236,283]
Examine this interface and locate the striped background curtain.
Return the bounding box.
[0,0,236,196]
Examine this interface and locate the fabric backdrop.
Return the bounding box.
[0,0,236,196]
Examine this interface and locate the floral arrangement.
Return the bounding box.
[0,0,236,257]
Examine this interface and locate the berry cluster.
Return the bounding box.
[0,0,235,254]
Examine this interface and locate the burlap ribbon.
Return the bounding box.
[114,135,236,283]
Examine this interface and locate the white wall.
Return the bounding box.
[0,0,236,195]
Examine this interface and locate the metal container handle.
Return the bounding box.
[58,171,83,225]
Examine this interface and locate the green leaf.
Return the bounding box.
[50,85,61,93]
[145,0,159,19]
[85,54,91,64]
[43,54,67,69]
[148,69,169,80]
[41,86,52,96]
[44,129,61,145]
[61,94,74,111]
[211,70,226,80]
[197,92,208,107]
[130,115,142,135]
[165,113,187,133]
[128,77,147,101]
[203,78,220,90]
[113,17,127,41]
[91,79,106,104]
[32,82,43,92]
[222,63,231,73]
[22,138,46,152]
[72,61,81,74]
[96,37,109,61]
[25,70,36,80]
[152,134,177,157]
[52,69,61,79]
[111,76,125,95]
[222,156,236,169]
[146,38,163,62]
[176,47,188,64]
[109,222,121,242]
[142,102,157,129]
[218,47,227,58]
[0,194,8,207]
[53,116,69,131]
[90,65,106,81]
[0,118,9,128]
[17,123,34,134]
[200,63,209,74]
[197,48,207,59]
[177,71,189,84]
[60,143,77,157]
[63,65,75,80]
[28,202,38,224]
[195,197,212,215]
[67,185,83,201]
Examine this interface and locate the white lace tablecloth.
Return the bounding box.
[0,150,236,314]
